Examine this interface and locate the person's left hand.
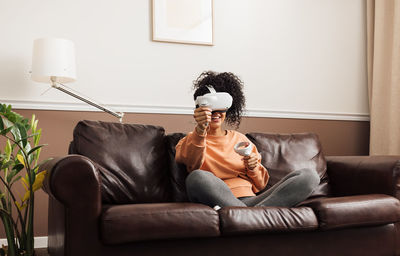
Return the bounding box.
[243,152,259,171]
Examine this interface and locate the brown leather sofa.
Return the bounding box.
[40,120,400,256]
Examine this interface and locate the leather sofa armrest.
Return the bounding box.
[302,194,400,230]
[39,155,103,255]
[326,156,400,199]
[39,154,102,208]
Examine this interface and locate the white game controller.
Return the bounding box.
[234,142,253,156]
[195,85,233,111]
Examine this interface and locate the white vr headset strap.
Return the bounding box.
[205,85,217,94]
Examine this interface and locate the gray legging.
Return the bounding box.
[185,168,320,208]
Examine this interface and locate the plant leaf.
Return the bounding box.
[10,126,21,142]
[33,170,47,191]
[16,154,25,167]
[6,165,23,184]
[0,117,4,130]
[14,133,39,143]
[27,145,45,155]
[9,176,21,187]
[16,123,28,147]
[4,140,12,161]
[12,163,24,172]
[6,169,17,183]
[21,176,28,191]
[0,126,13,136]
[1,160,13,171]
[21,170,47,203]
[34,128,42,146]
[15,201,26,211]
[30,114,36,131]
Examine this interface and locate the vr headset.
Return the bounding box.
[195,85,233,112]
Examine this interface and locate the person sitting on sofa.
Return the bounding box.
[175,71,320,208]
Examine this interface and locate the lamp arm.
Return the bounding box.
[51,81,124,122]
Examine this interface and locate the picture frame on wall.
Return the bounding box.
[152,0,214,46]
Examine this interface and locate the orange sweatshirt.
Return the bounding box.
[175,130,269,197]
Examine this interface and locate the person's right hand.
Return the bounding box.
[194,107,211,135]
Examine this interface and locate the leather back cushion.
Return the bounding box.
[246,133,329,198]
[70,120,172,204]
[165,133,189,202]
[167,132,329,201]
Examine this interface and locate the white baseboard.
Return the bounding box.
[0,236,48,249]
[0,99,370,121]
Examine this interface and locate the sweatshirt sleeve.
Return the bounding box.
[175,130,206,172]
[246,142,270,193]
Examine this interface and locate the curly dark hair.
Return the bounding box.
[193,71,246,128]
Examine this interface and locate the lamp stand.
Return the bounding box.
[50,77,124,122]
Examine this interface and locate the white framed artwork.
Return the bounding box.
[152,0,214,46]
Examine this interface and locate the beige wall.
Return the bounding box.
[0,109,369,237]
[0,0,368,121]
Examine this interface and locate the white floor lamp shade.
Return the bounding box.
[31,38,77,84]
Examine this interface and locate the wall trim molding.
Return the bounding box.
[0,99,370,121]
[0,236,47,249]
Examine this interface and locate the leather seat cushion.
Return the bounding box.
[101,203,220,244]
[302,194,400,230]
[219,206,318,235]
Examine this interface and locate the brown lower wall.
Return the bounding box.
[1,109,370,237]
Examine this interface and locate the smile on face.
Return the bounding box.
[210,111,226,129]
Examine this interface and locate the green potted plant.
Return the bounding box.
[0,104,48,256]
